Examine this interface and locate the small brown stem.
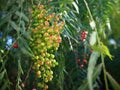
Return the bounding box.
[23,63,33,85]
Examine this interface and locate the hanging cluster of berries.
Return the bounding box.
[77,58,87,68]
[80,30,88,41]
[30,4,64,90]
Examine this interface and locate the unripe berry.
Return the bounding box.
[46,60,51,67]
[32,88,36,90]
[48,77,52,81]
[44,85,48,89]
[50,71,53,75]
[46,53,50,58]
[37,83,44,88]
[36,64,40,68]
[50,54,55,59]
[39,61,44,65]
[45,21,49,26]
[21,83,25,88]
[44,78,48,83]
[36,71,41,76]
[39,5,44,9]
[57,36,62,43]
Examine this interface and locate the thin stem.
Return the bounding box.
[83,0,93,21]
[83,0,100,45]
[24,63,33,84]
[101,54,109,90]
[84,1,109,90]
[31,0,33,5]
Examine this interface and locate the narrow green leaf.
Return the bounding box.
[0,6,19,27]
[20,47,33,57]
[23,32,32,40]
[0,16,9,27]
[87,51,100,90]
[9,20,20,31]
[19,37,34,57]
[89,31,97,46]
[15,11,29,22]
[50,0,73,5]
[0,80,10,90]
[0,69,6,80]
[106,72,120,90]
[18,59,23,74]
[78,64,102,90]
[72,2,79,13]
[63,27,79,43]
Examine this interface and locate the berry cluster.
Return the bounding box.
[30,5,64,90]
[77,58,87,68]
[80,30,88,41]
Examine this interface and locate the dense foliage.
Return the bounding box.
[0,0,120,90]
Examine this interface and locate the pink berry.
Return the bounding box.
[32,88,36,90]
[81,31,88,35]
[81,35,86,39]
[83,59,87,64]
[81,31,86,35]
[80,31,88,41]
[80,64,84,68]
[13,43,18,48]
[77,59,80,62]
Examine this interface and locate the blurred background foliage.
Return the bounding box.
[0,0,120,90]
